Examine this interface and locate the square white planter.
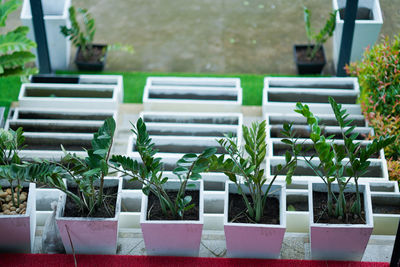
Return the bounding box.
[309,182,373,261]
[56,178,122,255]
[18,83,120,110]
[20,0,71,70]
[0,182,36,253]
[332,0,383,69]
[268,157,388,183]
[29,74,124,104]
[127,112,242,170]
[263,77,361,116]
[224,182,286,259]
[371,192,400,235]
[143,77,242,112]
[140,180,204,256]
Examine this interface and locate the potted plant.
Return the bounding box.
[32,117,122,255]
[110,118,216,256]
[295,97,395,261]
[60,6,133,71]
[1,0,37,77]
[294,7,337,75]
[207,121,299,258]
[0,127,36,253]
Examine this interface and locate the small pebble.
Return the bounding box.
[6,189,11,195]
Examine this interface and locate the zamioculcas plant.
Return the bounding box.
[0,0,37,77]
[295,97,395,219]
[303,7,337,60]
[60,6,133,70]
[0,127,27,211]
[32,117,117,217]
[208,120,299,223]
[110,118,216,219]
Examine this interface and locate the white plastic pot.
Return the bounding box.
[0,182,36,253]
[18,83,120,110]
[224,182,286,259]
[332,0,383,68]
[309,182,373,261]
[371,192,400,235]
[20,0,71,70]
[56,178,122,255]
[140,180,204,256]
[143,77,242,112]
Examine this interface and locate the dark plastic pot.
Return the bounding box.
[293,45,326,75]
[74,44,108,71]
[30,74,80,84]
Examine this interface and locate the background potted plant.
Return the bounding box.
[32,117,122,255]
[0,127,36,253]
[111,118,216,256]
[1,0,37,77]
[208,120,299,258]
[295,97,394,261]
[60,6,133,71]
[294,7,337,75]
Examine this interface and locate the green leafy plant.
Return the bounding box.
[0,127,27,209]
[0,0,37,77]
[60,6,133,61]
[208,120,299,223]
[295,97,395,219]
[31,117,117,217]
[110,118,216,219]
[303,7,337,60]
[346,34,400,183]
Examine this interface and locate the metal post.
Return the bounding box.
[391,219,400,267]
[29,0,52,73]
[336,0,358,76]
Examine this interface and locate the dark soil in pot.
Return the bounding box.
[287,200,308,212]
[64,185,118,218]
[372,203,400,214]
[339,7,373,20]
[147,190,199,221]
[294,45,326,75]
[228,193,280,224]
[76,46,106,64]
[18,112,111,121]
[295,46,325,64]
[148,93,237,101]
[313,191,366,224]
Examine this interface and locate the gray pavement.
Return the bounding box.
[2,0,400,74]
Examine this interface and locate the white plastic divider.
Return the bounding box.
[143,77,242,112]
[18,83,120,110]
[127,112,242,168]
[263,77,361,115]
[267,157,389,182]
[4,108,117,161]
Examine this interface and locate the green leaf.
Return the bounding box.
[173,166,188,176]
[288,204,296,211]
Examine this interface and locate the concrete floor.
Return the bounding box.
[2,0,400,74]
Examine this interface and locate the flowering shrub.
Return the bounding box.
[346,34,400,183]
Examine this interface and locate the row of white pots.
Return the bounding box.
[3,178,385,261]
